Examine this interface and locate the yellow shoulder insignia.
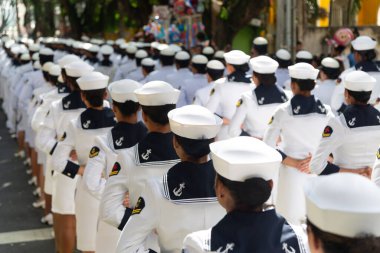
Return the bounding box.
[236,98,243,107]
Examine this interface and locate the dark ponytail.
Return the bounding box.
[218,174,272,211]
[174,134,213,159]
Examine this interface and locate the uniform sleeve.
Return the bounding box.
[177,88,187,108]
[330,84,345,113]
[52,120,79,178]
[99,150,132,229]
[35,106,57,154]
[228,98,247,138]
[116,180,160,253]
[372,148,380,187]
[206,84,222,114]
[83,137,107,200]
[263,106,284,148]
[182,230,210,253]
[310,117,344,175]
[192,90,202,106]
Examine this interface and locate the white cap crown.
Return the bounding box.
[351,36,377,51]
[49,65,61,76]
[296,50,313,60]
[135,81,180,106]
[192,54,208,64]
[64,61,94,77]
[344,70,375,92]
[207,60,225,70]
[108,79,141,103]
[224,50,250,65]
[77,71,109,90]
[276,49,291,60]
[321,57,340,69]
[288,62,319,80]
[250,56,279,74]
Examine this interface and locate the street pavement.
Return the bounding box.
[0,108,55,252]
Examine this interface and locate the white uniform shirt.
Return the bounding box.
[275,68,290,89]
[312,79,337,106]
[167,68,193,89]
[177,74,208,107]
[144,65,176,83]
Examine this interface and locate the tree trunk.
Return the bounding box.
[59,0,81,38]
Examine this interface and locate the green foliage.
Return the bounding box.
[351,0,362,14]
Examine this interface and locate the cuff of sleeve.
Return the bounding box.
[49,142,58,155]
[320,162,340,175]
[276,149,287,161]
[62,161,80,178]
[118,208,133,231]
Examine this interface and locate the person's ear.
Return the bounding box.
[141,110,148,123]
[103,90,108,100]
[267,180,273,190]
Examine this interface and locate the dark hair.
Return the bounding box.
[291,78,316,91]
[307,219,380,253]
[207,68,224,81]
[65,75,80,91]
[126,53,135,59]
[141,104,176,125]
[42,71,50,82]
[217,174,272,211]
[142,65,155,74]
[39,55,54,65]
[321,66,341,80]
[112,100,140,116]
[160,55,174,66]
[176,59,190,69]
[81,88,106,107]
[49,75,58,86]
[192,63,207,74]
[346,89,371,104]
[334,45,346,54]
[174,134,213,159]
[136,57,143,67]
[231,63,250,73]
[355,49,377,62]
[253,44,268,55]
[295,58,313,64]
[253,72,276,86]
[277,58,292,68]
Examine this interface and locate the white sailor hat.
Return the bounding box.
[224,50,250,65]
[73,41,84,49]
[351,36,377,51]
[29,44,40,52]
[106,40,115,45]
[207,60,224,70]
[249,56,279,74]
[175,51,191,61]
[42,62,54,72]
[296,50,313,60]
[214,50,225,59]
[10,45,21,55]
[192,54,208,64]
[202,46,215,55]
[90,38,103,45]
[135,81,180,106]
[115,38,126,45]
[4,40,15,48]
[65,61,94,77]
[160,47,175,56]
[344,70,375,92]
[32,53,39,61]
[58,75,64,83]
[21,53,31,61]
[77,71,109,90]
[168,44,182,53]
[304,173,380,238]
[126,45,138,54]
[83,43,99,53]
[108,79,141,103]
[58,54,81,68]
[49,65,61,76]
[288,63,319,80]
[253,37,268,46]
[210,136,282,182]
[141,58,155,67]
[157,44,169,51]
[39,48,54,56]
[320,57,339,69]
[33,61,41,69]
[168,105,222,139]
[275,49,291,61]
[135,50,148,59]
[151,42,160,49]
[100,45,114,55]
[81,35,90,42]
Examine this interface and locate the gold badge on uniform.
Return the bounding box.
[322,126,333,138]
[268,116,274,125]
[132,197,145,215]
[377,149,380,159]
[109,162,121,177]
[59,132,67,141]
[89,146,100,158]
[236,99,243,107]
[210,88,215,96]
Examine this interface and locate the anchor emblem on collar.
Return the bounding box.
[59,87,66,93]
[293,105,301,114]
[377,115,380,124]
[318,105,326,113]
[282,243,295,253]
[217,243,235,253]
[83,120,91,128]
[63,101,71,109]
[173,182,185,197]
[141,149,152,160]
[281,96,287,102]
[348,117,356,127]
[115,137,124,147]
[258,97,265,105]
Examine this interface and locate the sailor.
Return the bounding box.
[183,137,307,253]
[274,49,292,89]
[144,47,176,83]
[167,51,193,89]
[283,50,313,90]
[193,60,225,107]
[312,57,341,106]
[304,173,380,253]
[127,49,148,82]
[206,50,252,140]
[53,71,114,253]
[310,71,380,177]
[177,54,209,107]
[97,44,116,79]
[213,50,225,65]
[202,46,215,60]
[82,79,147,253]
[263,62,333,225]
[83,43,100,66]
[251,37,268,57]
[116,105,224,253]
[331,36,380,113]
[99,81,180,231]
[113,44,138,81]
[140,58,156,84]
[229,56,288,139]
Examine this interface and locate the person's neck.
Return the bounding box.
[294,91,312,97]
[89,106,103,110]
[181,155,208,164]
[148,123,171,133]
[117,113,138,124]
